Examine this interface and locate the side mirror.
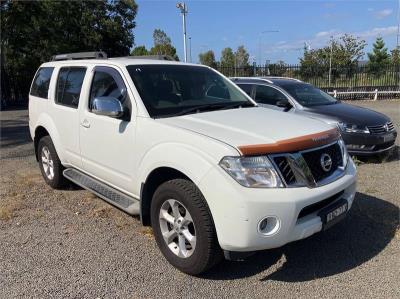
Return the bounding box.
[92,97,124,118]
[276,99,292,111]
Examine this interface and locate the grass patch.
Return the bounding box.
[0,193,26,221]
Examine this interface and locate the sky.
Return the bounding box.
[134,0,400,64]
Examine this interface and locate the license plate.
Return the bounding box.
[318,198,348,230]
[383,133,395,142]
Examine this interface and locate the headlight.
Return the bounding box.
[338,122,369,134]
[338,138,349,169]
[219,156,283,188]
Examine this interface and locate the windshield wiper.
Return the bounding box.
[168,101,254,117]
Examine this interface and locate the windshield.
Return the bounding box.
[127,64,253,118]
[278,82,337,107]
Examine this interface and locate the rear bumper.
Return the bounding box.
[198,159,357,252]
[341,130,397,156]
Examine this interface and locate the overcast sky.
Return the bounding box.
[134,0,399,64]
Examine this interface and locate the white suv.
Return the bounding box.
[29,52,356,275]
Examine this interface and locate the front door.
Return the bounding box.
[79,66,137,194]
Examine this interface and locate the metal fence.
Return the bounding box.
[217,64,400,100]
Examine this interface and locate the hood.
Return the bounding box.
[157,107,335,152]
[303,102,390,126]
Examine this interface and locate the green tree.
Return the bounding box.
[391,47,400,65]
[367,37,391,76]
[131,45,148,56]
[199,50,217,68]
[220,47,235,67]
[1,0,138,105]
[299,34,366,79]
[149,29,179,60]
[235,45,250,68]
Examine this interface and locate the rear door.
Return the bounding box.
[49,66,87,167]
[79,65,137,194]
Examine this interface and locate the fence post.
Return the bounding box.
[373,89,378,101]
[333,90,337,98]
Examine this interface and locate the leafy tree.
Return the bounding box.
[269,60,287,76]
[131,45,148,56]
[199,50,217,68]
[149,29,179,60]
[299,34,366,79]
[391,47,400,65]
[220,47,235,67]
[1,0,138,105]
[235,45,250,68]
[367,37,391,76]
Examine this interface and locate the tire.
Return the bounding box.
[38,136,67,189]
[151,179,222,275]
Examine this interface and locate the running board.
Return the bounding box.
[63,168,140,215]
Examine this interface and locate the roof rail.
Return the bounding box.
[51,51,108,61]
[230,77,274,84]
[125,55,175,61]
[262,76,302,82]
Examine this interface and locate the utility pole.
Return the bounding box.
[329,36,333,87]
[258,30,279,65]
[189,37,192,63]
[176,3,188,62]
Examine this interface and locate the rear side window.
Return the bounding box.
[254,85,288,106]
[55,67,86,108]
[237,84,253,96]
[30,67,54,99]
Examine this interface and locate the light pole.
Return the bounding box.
[258,30,279,65]
[328,36,334,86]
[189,37,192,63]
[176,2,188,62]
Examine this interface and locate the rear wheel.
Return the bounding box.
[151,179,222,275]
[38,136,67,189]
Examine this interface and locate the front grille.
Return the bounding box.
[368,122,395,134]
[374,140,395,151]
[301,143,342,183]
[274,156,296,185]
[298,191,344,220]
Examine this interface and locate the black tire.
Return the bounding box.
[38,136,67,189]
[151,179,222,275]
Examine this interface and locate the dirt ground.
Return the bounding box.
[0,101,399,298]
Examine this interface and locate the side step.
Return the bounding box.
[63,168,140,215]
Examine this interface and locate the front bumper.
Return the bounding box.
[341,130,397,156]
[198,159,357,252]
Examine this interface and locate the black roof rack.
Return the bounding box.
[126,55,175,61]
[51,51,108,61]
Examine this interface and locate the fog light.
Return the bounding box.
[258,216,280,236]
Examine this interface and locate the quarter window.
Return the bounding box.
[254,85,288,106]
[55,67,86,108]
[30,67,54,99]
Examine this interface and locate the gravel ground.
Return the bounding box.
[0,101,399,299]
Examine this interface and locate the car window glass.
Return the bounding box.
[255,85,287,106]
[237,84,253,96]
[55,67,86,108]
[89,67,130,111]
[30,67,54,99]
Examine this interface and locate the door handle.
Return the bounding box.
[81,119,90,128]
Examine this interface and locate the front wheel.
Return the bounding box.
[151,179,222,275]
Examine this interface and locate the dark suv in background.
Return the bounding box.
[232,77,397,156]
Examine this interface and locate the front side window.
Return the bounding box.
[237,84,253,96]
[254,85,288,106]
[277,82,337,106]
[30,67,54,99]
[127,64,254,118]
[89,67,130,114]
[55,67,86,108]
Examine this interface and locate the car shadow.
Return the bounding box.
[203,192,399,281]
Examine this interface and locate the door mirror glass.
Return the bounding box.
[92,96,124,118]
[276,99,292,108]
